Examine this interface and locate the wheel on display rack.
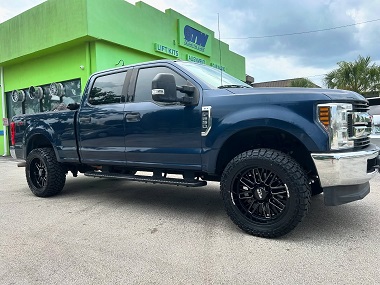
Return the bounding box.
[28,86,44,100]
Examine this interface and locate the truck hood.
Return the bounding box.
[224,87,366,101]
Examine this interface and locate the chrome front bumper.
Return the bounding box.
[311,144,379,188]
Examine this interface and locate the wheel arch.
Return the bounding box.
[22,120,61,160]
[25,133,57,159]
[214,126,319,180]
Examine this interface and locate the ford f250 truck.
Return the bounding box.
[10,60,379,238]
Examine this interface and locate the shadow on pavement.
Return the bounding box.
[57,174,375,242]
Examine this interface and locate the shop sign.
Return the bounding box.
[2,118,9,127]
[210,62,226,72]
[155,43,179,57]
[187,54,206,64]
[178,19,211,56]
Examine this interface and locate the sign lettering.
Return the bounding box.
[187,54,206,64]
[155,43,179,57]
[210,63,226,71]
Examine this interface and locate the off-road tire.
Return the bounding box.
[26,148,66,197]
[220,149,311,238]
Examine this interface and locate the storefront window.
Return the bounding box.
[6,92,23,118]
[24,90,40,114]
[6,78,82,118]
[62,80,81,104]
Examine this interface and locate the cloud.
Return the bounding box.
[0,0,46,23]
[127,0,380,85]
[0,6,12,22]
[2,0,380,87]
[249,55,329,85]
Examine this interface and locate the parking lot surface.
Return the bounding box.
[0,156,379,284]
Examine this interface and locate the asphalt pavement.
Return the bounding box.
[0,156,379,284]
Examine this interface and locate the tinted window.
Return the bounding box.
[134,67,188,103]
[88,72,127,105]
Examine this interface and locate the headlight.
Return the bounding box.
[318,103,353,150]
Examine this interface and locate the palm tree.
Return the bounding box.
[324,55,380,94]
[290,78,318,88]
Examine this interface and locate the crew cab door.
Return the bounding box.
[124,65,202,170]
[78,70,130,165]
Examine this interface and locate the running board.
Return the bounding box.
[84,171,207,187]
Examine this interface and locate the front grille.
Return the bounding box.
[352,101,369,112]
[355,137,370,148]
[347,114,353,137]
[349,101,370,149]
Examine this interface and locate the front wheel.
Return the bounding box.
[220,149,311,238]
[26,148,66,197]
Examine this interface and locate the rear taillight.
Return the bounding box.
[10,122,15,146]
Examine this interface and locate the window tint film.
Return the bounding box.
[89,71,127,105]
[134,67,188,103]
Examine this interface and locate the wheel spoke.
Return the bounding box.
[247,201,259,214]
[269,200,283,211]
[263,171,274,186]
[40,175,47,187]
[254,168,263,183]
[268,202,280,215]
[271,197,286,210]
[262,203,271,218]
[272,190,288,195]
[238,191,254,200]
[240,176,254,189]
[271,185,286,190]
[36,162,43,171]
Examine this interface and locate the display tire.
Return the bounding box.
[220,148,311,238]
[26,148,66,197]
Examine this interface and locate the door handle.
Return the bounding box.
[80,116,91,123]
[125,112,141,122]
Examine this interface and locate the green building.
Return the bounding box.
[0,0,246,155]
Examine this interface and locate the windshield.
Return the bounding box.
[176,61,251,89]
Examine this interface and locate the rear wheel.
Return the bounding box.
[26,148,66,197]
[220,149,311,238]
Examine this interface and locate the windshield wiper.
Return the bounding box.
[218,84,251,89]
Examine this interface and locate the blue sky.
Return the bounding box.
[1,0,380,87]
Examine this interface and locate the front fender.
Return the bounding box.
[209,105,327,150]
[202,105,328,173]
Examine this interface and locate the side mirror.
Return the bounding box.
[152,73,178,103]
[67,102,80,110]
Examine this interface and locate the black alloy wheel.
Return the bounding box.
[221,149,311,238]
[29,156,48,188]
[233,167,289,222]
[26,148,66,197]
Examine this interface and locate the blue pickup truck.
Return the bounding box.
[10,60,379,238]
